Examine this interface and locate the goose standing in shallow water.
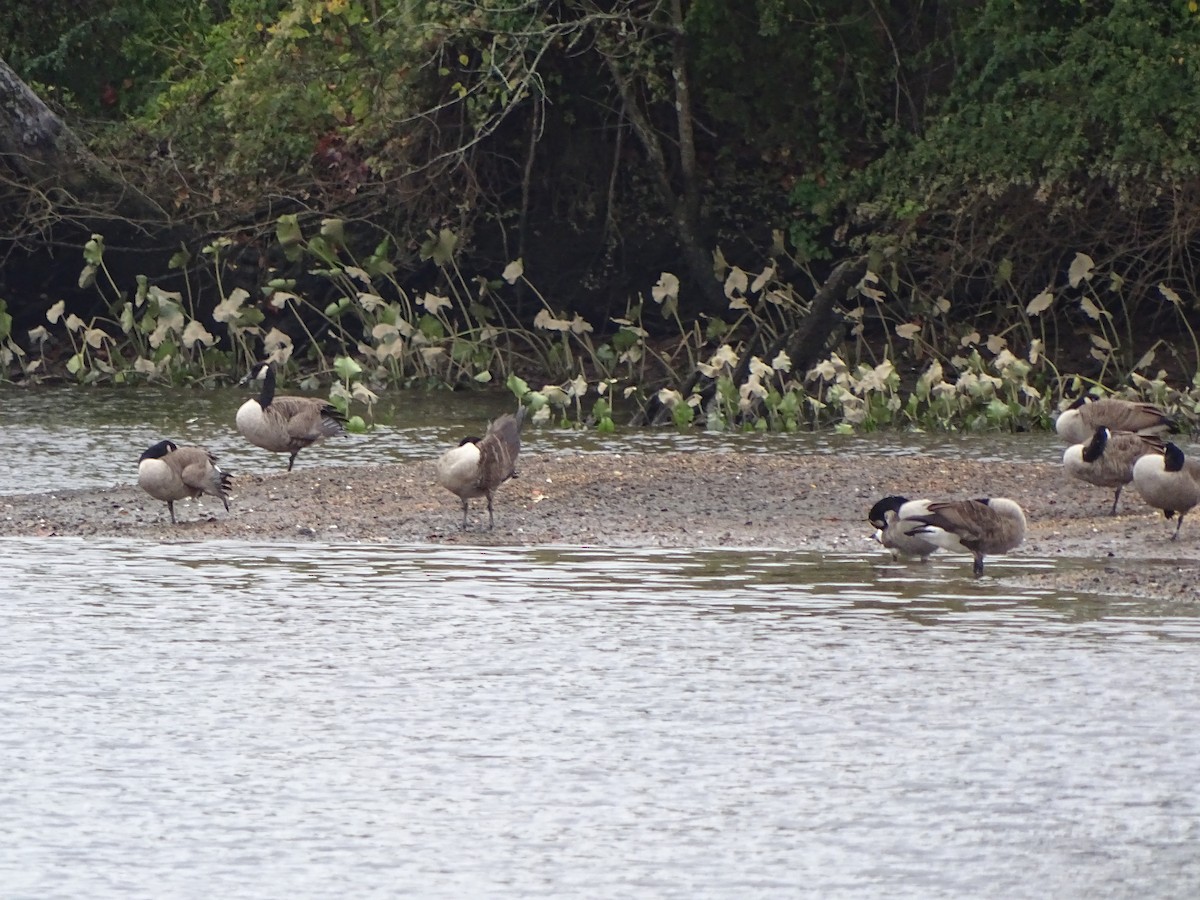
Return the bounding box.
[436,406,526,530]
[1132,442,1200,540]
[236,361,345,471]
[868,496,941,562]
[1055,396,1175,445]
[1062,426,1164,516]
[138,440,232,524]
[904,497,1027,577]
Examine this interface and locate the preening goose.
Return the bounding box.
[1132,442,1200,540]
[1055,396,1175,445]
[138,439,232,524]
[236,362,345,471]
[436,406,526,530]
[868,495,941,562]
[904,497,1027,577]
[1062,426,1165,516]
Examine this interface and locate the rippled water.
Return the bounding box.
[3,539,1200,899]
[0,384,1066,494]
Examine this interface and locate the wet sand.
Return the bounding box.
[3,450,1198,601]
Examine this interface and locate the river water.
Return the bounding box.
[1,385,1199,898]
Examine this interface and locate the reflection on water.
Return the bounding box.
[3,539,1199,899]
[0,384,1069,494]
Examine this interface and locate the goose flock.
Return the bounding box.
[137,366,1196,566]
[137,361,526,531]
[870,394,1196,577]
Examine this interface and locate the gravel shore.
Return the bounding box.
[3,450,1198,601]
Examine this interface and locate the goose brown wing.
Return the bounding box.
[1105,431,1165,472]
[915,500,990,549]
[171,447,216,488]
[476,418,522,490]
[1103,399,1174,434]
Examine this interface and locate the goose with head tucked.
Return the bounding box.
[1132,442,1200,540]
[903,497,1027,577]
[1055,396,1175,445]
[236,361,346,471]
[1062,426,1165,516]
[436,406,526,530]
[868,495,941,562]
[138,439,232,524]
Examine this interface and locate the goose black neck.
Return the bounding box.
[258,365,277,408]
[1165,442,1185,473]
[1082,427,1108,463]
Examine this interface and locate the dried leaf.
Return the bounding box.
[651,272,680,304]
[502,259,524,284]
[1079,296,1105,320]
[1158,283,1183,306]
[750,266,774,294]
[1026,290,1054,316]
[895,322,921,340]
[1068,252,1095,288]
[723,266,749,300]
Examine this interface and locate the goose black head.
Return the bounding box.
[1067,394,1093,410]
[868,495,909,529]
[140,439,178,462]
[1081,426,1110,463]
[458,436,481,447]
[239,361,274,385]
[1164,442,1186,473]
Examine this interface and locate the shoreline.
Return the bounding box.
[4,451,1199,601]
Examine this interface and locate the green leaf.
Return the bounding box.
[419,228,458,266]
[507,374,530,399]
[82,235,104,265]
[418,314,445,339]
[333,356,363,381]
[276,214,304,262]
[66,353,84,374]
[307,235,338,266]
[346,415,367,433]
[320,218,345,245]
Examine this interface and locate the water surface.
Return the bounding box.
[3,539,1199,899]
[0,385,1067,494]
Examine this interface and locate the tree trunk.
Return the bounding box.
[598,9,726,314]
[0,55,162,228]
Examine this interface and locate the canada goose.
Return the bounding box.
[236,361,345,471]
[1132,442,1200,540]
[436,406,526,530]
[1062,426,1165,516]
[905,497,1027,577]
[1055,396,1175,445]
[867,496,941,562]
[138,439,232,524]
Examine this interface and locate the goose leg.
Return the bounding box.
[972,553,985,577]
[460,498,470,531]
[486,491,495,530]
[167,500,177,525]
[287,451,298,472]
[1172,512,1186,541]
[1110,486,1122,516]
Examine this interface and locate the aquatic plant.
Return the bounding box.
[11,225,1200,438]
